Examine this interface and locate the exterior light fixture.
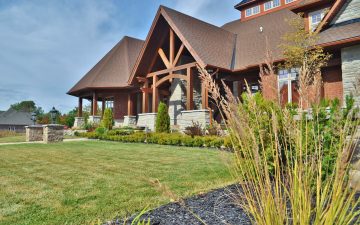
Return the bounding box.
[259,26,264,32]
[50,107,58,124]
[31,112,37,125]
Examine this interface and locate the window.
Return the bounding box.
[285,0,295,4]
[264,0,280,11]
[278,69,299,105]
[309,9,326,31]
[243,83,260,94]
[245,5,260,17]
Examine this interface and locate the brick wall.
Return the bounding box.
[114,93,128,120]
[322,66,343,103]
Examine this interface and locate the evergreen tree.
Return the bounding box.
[101,108,113,130]
[155,102,170,133]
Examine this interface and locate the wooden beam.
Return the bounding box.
[101,99,105,117]
[147,62,197,77]
[78,97,83,117]
[152,76,159,113]
[201,82,208,109]
[156,73,188,88]
[142,81,149,113]
[173,44,184,66]
[186,67,194,110]
[127,94,133,116]
[136,77,147,83]
[142,87,169,96]
[158,48,171,69]
[92,92,98,116]
[170,29,175,65]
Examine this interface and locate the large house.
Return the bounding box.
[68,0,360,131]
[0,108,33,132]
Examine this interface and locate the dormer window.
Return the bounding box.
[245,5,260,17]
[309,9,326,31]
[264,0,280,11]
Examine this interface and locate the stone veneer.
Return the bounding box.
[341,44,360,106]
[331,0,360,25]
[25,125,43,142]
[43,125,64,143]
[137,113,157,131]
[123,116,137,127]
[178,110,210,131]
[88,116,101,125]
[73,117,85,129]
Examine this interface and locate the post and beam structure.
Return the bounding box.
[142,80,149,113]
[128,94,134,116]
[101,99,106,117]
[152,75,159,113]
[186,67,194,110]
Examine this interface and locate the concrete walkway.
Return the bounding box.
[0,138,89,146]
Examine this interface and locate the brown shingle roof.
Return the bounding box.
[222,9,299,70]
[161,6,236,70]
[68,36,144,96]
[318,21,360,45]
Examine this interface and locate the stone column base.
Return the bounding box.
[178,109,210,131]
[137,113,157,131]
[25,125,43,142]
[73,117,85,129]
[88,116,101,125]
[43,125,64,143]
[123,116,137,127]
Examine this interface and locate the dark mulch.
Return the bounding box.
[107,184,251,225]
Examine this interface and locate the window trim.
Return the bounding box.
[285,0,295,4]
[245,5,261,17]
[264,0,281,11]
[278,69,299,104]
[309,9,326,31]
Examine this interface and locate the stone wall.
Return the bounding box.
[43,125,64,143]
[88,116,101,125]
[168,78,185,126]
[25,125,43,142]
[73,117,85,129]
[331,0,360,25]
[123,116,137,127]
[137,113,157,131]
[178,110,210,131]
[341,44,360,106]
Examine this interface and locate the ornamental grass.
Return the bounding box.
[199,66,360,225]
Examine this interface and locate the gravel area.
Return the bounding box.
[107,184,251,225]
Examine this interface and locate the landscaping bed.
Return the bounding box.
[117,184,251,225]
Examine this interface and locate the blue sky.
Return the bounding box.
[0,0,240,113]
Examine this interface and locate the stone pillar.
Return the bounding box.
[88,116,101,125]
[73,117,85,129]
[341,44,360,106]
[178,109,210,131]
[43,125,64,143]
[137,113,157,131]
[25,125,43,142]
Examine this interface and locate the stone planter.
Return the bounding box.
[123,116,137,127]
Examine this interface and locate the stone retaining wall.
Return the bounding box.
[137,113,157,131]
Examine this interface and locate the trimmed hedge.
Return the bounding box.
[76,131,232,149]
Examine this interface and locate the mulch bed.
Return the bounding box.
[107,184,251,225]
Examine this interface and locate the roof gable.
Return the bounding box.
[68,36,144,96]
[129,6,236,84]
[0,108,32,125]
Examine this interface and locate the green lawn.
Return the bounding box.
[0,135,25,143]
[0,141,234,225]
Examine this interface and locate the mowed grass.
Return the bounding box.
[0,135,25,143]
[0,141,234,225]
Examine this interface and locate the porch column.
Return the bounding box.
[186,67,194,110]
[92,92,98,116]
[201,82,208,109]
[142,80,149,113]
[128,94,134,116]
[90,98,93,115]
[101,99,106,117]
[152,75,158,112]
[78,97,83,117]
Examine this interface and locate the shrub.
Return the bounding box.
[95,127,107,135]
[101,108,114,130]
[107,129,134,136]
[155,102,170,133]
[184,121,203,137]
